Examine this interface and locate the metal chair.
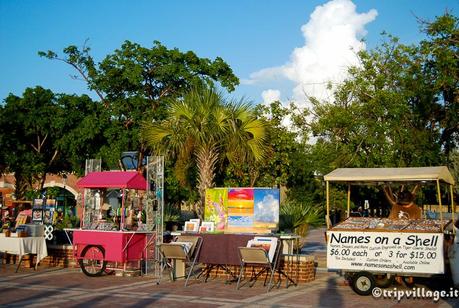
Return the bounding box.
[158,235,202,286]
[236,243,280,293]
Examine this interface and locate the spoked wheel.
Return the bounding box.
[351,271,376,296]
[79,245,107,277]
[375,273,395,288]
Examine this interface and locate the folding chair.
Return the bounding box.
[236,245,280,293]
[158,236,202,286]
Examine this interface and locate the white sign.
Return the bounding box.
[327,231,444,274]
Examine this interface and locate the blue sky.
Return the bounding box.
[0,0,457,105]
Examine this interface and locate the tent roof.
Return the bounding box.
[77,171,147,190]
[323,166,455,185]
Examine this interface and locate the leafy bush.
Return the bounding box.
[279,198,324,237]
[164,204,181,222]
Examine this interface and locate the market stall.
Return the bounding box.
[68,171,156,277]
[324,166,456,295]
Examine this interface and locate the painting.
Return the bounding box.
[32,208,43,223]
[253,189,280,232]
[184,221,199,232]
[204,188,228,231]
[43,206,54,225]
[201,221,215,232]
[46,199,57,206]
[33,199,43,208]
[227,188,254,231]
[15,214,29,228]
[204,188,280,233]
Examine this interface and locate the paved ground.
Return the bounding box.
[0,265,457,307]
[0,228,458,307]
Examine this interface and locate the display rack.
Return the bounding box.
[145,156,164,277]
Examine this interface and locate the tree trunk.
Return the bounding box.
[14,172,30,200]
[195,145,219,220]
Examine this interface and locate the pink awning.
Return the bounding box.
[77,171,147,190]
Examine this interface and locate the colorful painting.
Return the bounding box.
[227,188,254,229]
[253,189,279,231]
[184,221,199,232]
[204,188,228,230]
[201,221,215,232]
[43,206,54,225]
[32,208,43,223]
[205,188,280,233]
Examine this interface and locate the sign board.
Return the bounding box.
[327,231,444,274]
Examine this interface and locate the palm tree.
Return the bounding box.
[142,86,268,218]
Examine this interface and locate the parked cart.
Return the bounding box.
[66,171,156,277]
[324,167,456,295]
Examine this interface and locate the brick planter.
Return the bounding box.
[5,244,77,269]
[205,255,315,283]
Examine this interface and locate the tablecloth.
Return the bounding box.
[0,236,48,262]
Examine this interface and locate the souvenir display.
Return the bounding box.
[332,217,449,233]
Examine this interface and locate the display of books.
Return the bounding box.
[332,217,449,233]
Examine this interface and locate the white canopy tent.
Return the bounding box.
[324,166,455,185]
[323,166,456,229]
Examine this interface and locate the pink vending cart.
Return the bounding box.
[69,171,155,277]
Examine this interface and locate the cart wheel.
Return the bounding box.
[351,271,376,296]
[79,245,107,277]
[375,273,395,288]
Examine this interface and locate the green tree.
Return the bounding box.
[255,101,311,188]
[310,35,443,173]
[310,13,458,173]
[418,13,459,154]
[142,86,268,218]
[0,87,100,198]
[39,40,239,170]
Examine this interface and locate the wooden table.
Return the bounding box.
[0,236,48,272]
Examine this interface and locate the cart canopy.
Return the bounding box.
[77,171,148,190]
[324,166,455,185]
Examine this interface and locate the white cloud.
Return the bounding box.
[261,89,281,105]
[244,0,377,108]
[254,193,279,223]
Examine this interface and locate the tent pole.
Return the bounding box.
[347,184,351,218]
[436,180,443,231]
[326,181,330,229]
